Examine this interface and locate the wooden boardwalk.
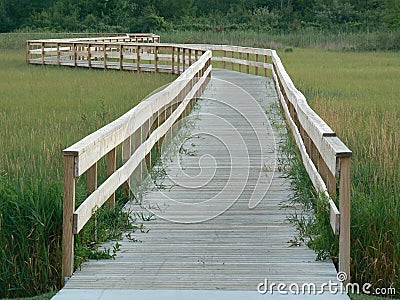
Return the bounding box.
[53,70,348,299]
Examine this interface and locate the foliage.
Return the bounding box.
[0,0,399,33]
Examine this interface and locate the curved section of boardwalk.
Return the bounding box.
[54,70,348,299]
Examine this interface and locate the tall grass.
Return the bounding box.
[161,28,400,51]
[279,49,399,292]
[0,48,173,297]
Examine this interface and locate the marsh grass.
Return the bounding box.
[279,49,399,291]
[0,48,173,297]
[161,29,400,51]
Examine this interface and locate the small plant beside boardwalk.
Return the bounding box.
[0,42,173,298]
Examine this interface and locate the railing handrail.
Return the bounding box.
[26,33,160,43]
[63,50,212,176]
[26,37,351,286]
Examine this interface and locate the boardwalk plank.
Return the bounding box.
[54,69,347,299]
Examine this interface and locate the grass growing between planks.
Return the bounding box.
[279,49,399,294]
[0,48,173,298]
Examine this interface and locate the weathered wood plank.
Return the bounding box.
[63,70,341,294]
[73,64,212,233]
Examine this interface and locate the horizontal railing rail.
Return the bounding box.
[26,33,159,44]
[27,37,351,286]
[186,44,352,283]
[26,41,205,75]
[59,44,211,285]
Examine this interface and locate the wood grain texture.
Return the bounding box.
[64,70,341,291]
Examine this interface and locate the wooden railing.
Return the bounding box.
[191,44,352,283]
[26,37,351,285]
[271,51,351,284]
[26,41,208,75]
[58,43,211,285]
[26,33,159,63]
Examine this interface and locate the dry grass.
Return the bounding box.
[280,48,399,292]
[0,49,173,298]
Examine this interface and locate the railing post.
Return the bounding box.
[57,43,60,66]
[171,47,175,74]
[246,53,250,73]
[26,42,30,63]
[88,43,92,68]
[154,45,158,73]
[87,163,97,196]
[62,155,76,286]
[177,47,181,74]
[122,137,131,196]
[106,148,116,209]
[255,54,259,75]
[41,42,45,64]
[182,48,186,71]
[339,156,351,285]
[73,43,77,67]
[264,54,268,77]
[103,44,107,70]
[119,44,123,70]
[239,52,242,72]
[189,48,192,66]
[133,128,142,188]
[222,50,226,69]
[136,45,140,72]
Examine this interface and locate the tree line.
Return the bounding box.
[0,0,399,33]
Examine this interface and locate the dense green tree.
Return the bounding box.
[0,0,398,32]
[383,0,400,29]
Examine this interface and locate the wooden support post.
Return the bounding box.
[189,49,192,66]
[73,43,77,67]
[154,45,158,73]
[136,46,140,72]
[87,163,97,196]
[88,44,92,68]
[61,155,76,286]
[103,44,107,70]
[246,53,250,73]
[145,119,152,170]
[177,48,181,74]
[264,55,268,77]
[171,47,175,74]
[182,48,186,71]
[132,129,142,189]
[26,42,30,63]
[195,50,198,61]
[106,148,116,209]
[327,171,337,198]
[119,44,123,70]
[339,157,351,285]
[122,137,131,196]
[57,43,60,66]
[41,42,45,64]
[239,52,242,72]
[222,50,226,69]
[255,54,259,75]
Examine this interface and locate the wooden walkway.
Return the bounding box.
[53,69,348,299]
